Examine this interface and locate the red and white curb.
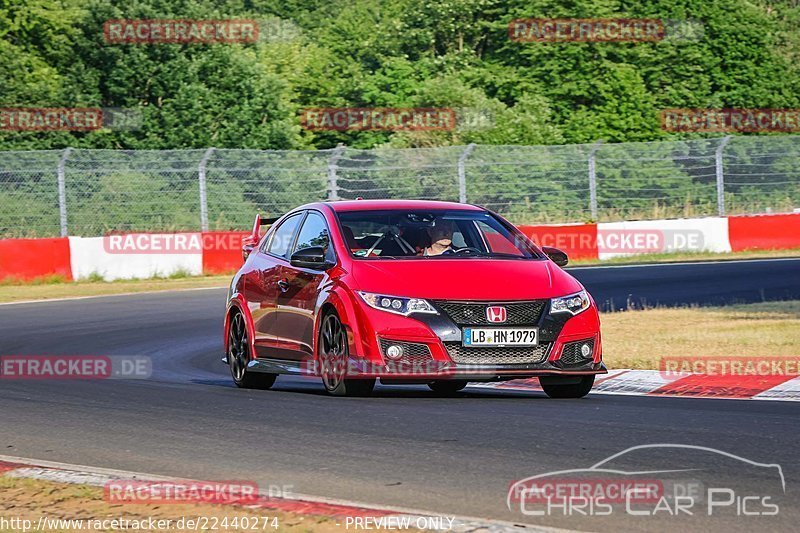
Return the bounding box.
[468,369,800,401]
[0,455,566,533]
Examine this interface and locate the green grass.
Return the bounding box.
[80,271,105,283]
[0,475,340,532]
[0,274,70,286]
[601,300,800,369]
[1,269,236,286]
[0,274,232,303]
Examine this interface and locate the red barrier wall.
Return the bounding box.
[517,224,599,260]
[0,238,73,281]
[728,213,800,252]
[201,231,249,274]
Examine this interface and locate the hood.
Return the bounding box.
[350,258,582,301]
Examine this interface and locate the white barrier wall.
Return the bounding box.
[597,217,731,260]
[69,236,203,281]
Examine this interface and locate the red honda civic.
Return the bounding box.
[224,200,605,397]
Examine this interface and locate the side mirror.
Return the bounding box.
[290,246,332,270]
[542,246,569,267]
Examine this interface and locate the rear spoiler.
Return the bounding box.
[242,214,281,261]
[258,215,281,227]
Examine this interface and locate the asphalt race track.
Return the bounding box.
[1,258,799,532]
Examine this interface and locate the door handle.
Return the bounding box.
[277,278,290,292]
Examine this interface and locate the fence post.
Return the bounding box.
[327,143,346,201]
[198,147,215,232]
[715,136,732,217]
[57,147,72,237]
[458,143,476,203]
[588,140,603,220]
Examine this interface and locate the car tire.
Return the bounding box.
[540,375,594,399]
[318,311,375,397]
[428,380,468,395]
[228,310,277,390]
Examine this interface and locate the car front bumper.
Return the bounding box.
[345,296,605,381]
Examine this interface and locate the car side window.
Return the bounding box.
[267,213,303,258]
[292,211,335,262]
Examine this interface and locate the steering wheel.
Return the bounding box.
[453,247,484,255]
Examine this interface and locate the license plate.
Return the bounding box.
[463,328,538,347]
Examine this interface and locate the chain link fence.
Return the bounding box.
[1,136,798,238]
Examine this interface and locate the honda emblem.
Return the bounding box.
[486,306,507,323]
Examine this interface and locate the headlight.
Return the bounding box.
[357,291,438,316]
[550,290,591,316]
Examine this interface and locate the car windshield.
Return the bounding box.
[337,209,544,260]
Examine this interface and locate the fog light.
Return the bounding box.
[581,344,592,358]
[385,345,403,360]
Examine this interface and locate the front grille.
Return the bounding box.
[560,339,595,365]
[379,338,432,364]
[435,300,547,326]
[444,343,550,365]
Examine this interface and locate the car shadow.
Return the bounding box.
[270,382,554,399]
[190,378,607,400]
[192,374,579,400]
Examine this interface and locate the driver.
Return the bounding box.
[421,218,456,256]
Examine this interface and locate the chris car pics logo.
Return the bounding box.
[508,444,784,518]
